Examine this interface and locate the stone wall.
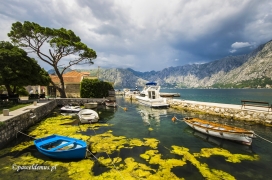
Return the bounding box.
[0,100,57,149]
[54,98,108,106]
[167,99,272,125]
[0,97,114,149]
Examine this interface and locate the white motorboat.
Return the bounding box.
[183,117,256,145]
[60,105,82,113]
[77,109,99,123]
[135,82,169,108]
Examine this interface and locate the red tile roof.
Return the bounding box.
[50,71,85,84]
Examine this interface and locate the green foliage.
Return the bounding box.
[0,41,50,95]
[0,103,31,115]
[80,79,114,98]
[16,86,29,96]
[212,77,272,88]
[0,85,6,93]
[8,21,97,98]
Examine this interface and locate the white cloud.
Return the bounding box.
[0,0,272,71]
[229,49,237,53]
[231,42,252,49]
[229,41,257,53]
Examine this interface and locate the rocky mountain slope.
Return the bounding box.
[84,40,272,88]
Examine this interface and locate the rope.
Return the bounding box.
[171,116,184,122]
[117,103,127,111]
[16,130,36,139]
[86,149,100,161]
[87,122,125,180]
[254,133,272,144]
[16,126,123,179]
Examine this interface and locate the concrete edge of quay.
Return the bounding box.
[167,99,272,125]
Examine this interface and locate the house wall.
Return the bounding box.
[65,84,80,98]
[44,84,80,98]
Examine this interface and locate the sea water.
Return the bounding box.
[0,93,272,179]
[161,88,272,105]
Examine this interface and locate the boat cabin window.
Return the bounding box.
[148,91,156,99]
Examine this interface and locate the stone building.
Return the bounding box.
[48,71,96,98]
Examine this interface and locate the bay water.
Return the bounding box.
[160,88,272,105]
[0,89,272,179]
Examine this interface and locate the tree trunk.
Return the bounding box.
[12,85,17,94]
[5,84,13,96]
[53,66,67,98]
[58,85,66,98]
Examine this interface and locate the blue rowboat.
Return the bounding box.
[34,134,87,159]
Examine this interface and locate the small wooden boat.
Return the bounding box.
[34,134,87,159]
[183,117,255,145]
[60,105,82,113]
[105,100,117,107]
[77,109,99,123]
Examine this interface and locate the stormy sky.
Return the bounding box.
[1,0,272,72]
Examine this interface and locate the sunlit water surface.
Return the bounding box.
[0,94,272,179]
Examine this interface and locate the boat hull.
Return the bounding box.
[84,102,98,109]
[78,109,99,123]
[34,134,87,159]
[105,101,117,107]
[184,117,255,145]
[136,96,169,108]
[60,106,81,113]
[135,82,169,108]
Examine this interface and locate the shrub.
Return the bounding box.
[80,79,114,98]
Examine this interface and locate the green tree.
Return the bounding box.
[8,21,97,98]
[0,41,51,95]
[80,79,113,98]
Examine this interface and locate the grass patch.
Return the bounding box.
[0,103,31,114]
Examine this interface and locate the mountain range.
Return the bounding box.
[58,40,272,89]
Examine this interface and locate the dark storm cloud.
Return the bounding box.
[169,0,270,65]
[0,0,272,71]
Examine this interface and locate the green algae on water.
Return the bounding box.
[0,115,260,180]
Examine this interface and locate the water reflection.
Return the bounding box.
[1,97,272,180]
[190,130,255,154]
[136,105,167,127]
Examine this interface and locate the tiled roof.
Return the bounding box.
[63,71,84,77]
[81,72,90,76]
[50,71,84,84]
